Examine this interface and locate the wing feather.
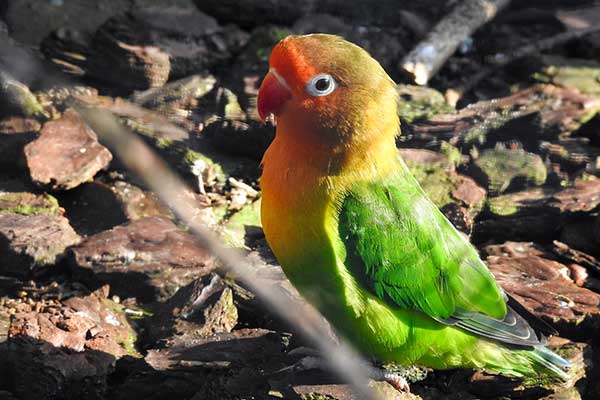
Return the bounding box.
[338,171,549,348]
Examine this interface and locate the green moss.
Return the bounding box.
[397,84,454,123]
[254,27,292,61]
[475,146,547,193]
[579,103,600,126]
[0,192,61,216]
[0,312,10,344]
[272,28,292,42]
[1,74,49,119]
[403,149,463,209]
[220,88,244,120]
[6,204,48,216]
[535,56,600,96]
[580,173,598,181]
[488,196,519,216]
[221,198,262,248]
[125,118,165,139]
[421,172,455,207]
[147,134,230,185]
[23,95,48,119]
[439,141,463,168]
[212,202,229,223]
[407,164,455,208]
[183,149,227,183]
[155,137,174,149]
[380,364,428,383]
[119,325,140,357]
[464,106,526,145]
[487,188,560,219]
[123,305,154,320]
[103,298,142,358]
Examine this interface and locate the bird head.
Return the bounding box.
[257,34,399,151]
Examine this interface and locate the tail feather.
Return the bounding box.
[530,345,571,381]
[475,341,572,382]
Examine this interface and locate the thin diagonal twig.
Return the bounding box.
[75,105,381,400]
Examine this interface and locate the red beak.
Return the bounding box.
[257,70,292,122]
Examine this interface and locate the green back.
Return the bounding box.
[338,162,507,320]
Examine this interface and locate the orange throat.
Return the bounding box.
[259,121,399,272]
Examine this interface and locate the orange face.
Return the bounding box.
[257,34,399,154]
[259,35,325,120]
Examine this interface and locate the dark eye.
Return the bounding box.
[306,73,337,97]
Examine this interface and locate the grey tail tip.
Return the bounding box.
[534,345,571,379]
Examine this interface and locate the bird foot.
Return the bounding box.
[368,366,411,392]
[277,349,413,393]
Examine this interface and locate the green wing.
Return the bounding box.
[338,165,548,346]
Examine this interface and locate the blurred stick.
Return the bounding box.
[445,25,600,106]
[75,105,380,400]
[0,70,49,119]
[400,0,510,85]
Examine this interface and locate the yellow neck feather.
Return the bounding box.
[260,119,399,272]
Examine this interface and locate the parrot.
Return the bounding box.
[256,33,570,389]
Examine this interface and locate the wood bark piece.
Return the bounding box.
[400,0,510,85]
[120,5,249,79]
[485,241,600,339]
[108,180,173,222]
[469,145,547,194]
[552,240,600,276]
[0,214,80,277]
[400,148,486,218]
[473,214,561,244]
[0,117,41,135]
[87,29,171,91]
[293,382,421,400]
[69,216,216,303]
[45,5,249,90]
[548,178,600,213]
[24,109,113,190]
[2,286,138,400]
[194,0,441,29]
[474,179,600,244]
[144,273,238,347]
[486,187,558,217]
[0,192,61,216]
[447,27,600,104]
[404,85,599,177]
[75,92,190,141]
[2,0,129,46]
[112,328,289,400]
[145,328,286,370]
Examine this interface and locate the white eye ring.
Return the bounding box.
[305,73,337,97]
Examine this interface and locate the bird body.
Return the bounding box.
[258,34,569,381]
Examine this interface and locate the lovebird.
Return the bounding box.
[257,34,570,388]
